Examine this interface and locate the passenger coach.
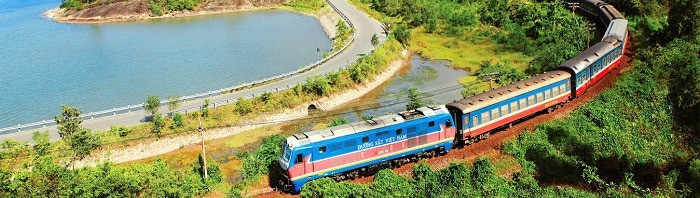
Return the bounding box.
[447,71,571,145]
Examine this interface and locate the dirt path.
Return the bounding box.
[256,37,637,198]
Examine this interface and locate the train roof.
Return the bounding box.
[604,19,628,41]
[446,71,571,113]
[577,0,604,6]
[600,4,625,20]
[556,37,620,74]
[284,105,449,148]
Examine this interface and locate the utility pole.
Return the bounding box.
[567,2,580,16]
[584,23,597,48]
[478,72,500,90]
[198,117,208,179]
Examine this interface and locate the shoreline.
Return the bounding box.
[73,50,410,168]
[43,4,342,39]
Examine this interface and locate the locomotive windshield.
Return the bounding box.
[280,140,292,169]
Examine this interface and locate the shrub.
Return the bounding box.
[240,135,285,178]
[327,117,349,127]
[60,0,83,10]
[171,113,184,129]
[147,0,165,16]
[151,113,165,136]
[166,0,200,11]
[302,75,331,96]
[234,97,253,115]
[111,125,132,137]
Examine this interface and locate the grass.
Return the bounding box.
[347,0,404,26]
[409,27,532,72]
[409,26,532,93]
[281,0,328,14]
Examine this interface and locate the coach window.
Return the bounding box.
[553,87,559,96]
[319,146,326,154]
[396,129,403,135]
[295,154,303,163]
[519,98,526,109]
[473,116,478,127]
[491,109,499,120]
[383,131,389,135]
[376,132,382,137]
[537,93,543,103]
[577,75,582,85]
[481,112,490,123]
[510,102,518,112]
[429,121,435,127]
[560,84,567,92]
[362,136,369,143]
[501,105,509,115]
[528,96,535,107]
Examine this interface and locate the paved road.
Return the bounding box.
[0,0,386,144]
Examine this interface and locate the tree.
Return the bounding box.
[166,95,181,111]
[470,158,495,194]
[406,86,424,111]
[392,24,411,46]
[68,128,102,160]
[54,104,82,139]
[664,0,700,44]
[201,98,210,118]
[171,113,184,129]
[234,97,253,115]
[461,81,480,98]
[152,113,165,137]
[55,105,101,160]
[32,131,51,157]
[144,95,161,116]
[476,60,525,89]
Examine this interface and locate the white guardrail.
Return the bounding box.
[0,0,357,135]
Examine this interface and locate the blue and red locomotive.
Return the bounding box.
[279,0,628,193]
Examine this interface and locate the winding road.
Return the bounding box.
[0,0,387,143]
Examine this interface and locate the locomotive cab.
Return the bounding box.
[278,138,310,193]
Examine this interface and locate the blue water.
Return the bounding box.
[0,1,331,128]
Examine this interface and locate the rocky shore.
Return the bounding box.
[44,0,342,39]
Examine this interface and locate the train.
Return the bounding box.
[278,0,628,193]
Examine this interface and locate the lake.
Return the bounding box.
[0,0,331,128]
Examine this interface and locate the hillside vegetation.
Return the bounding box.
[300,0,700,197]
[54,0,287,22]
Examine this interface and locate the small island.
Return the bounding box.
[45,0,318,23]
